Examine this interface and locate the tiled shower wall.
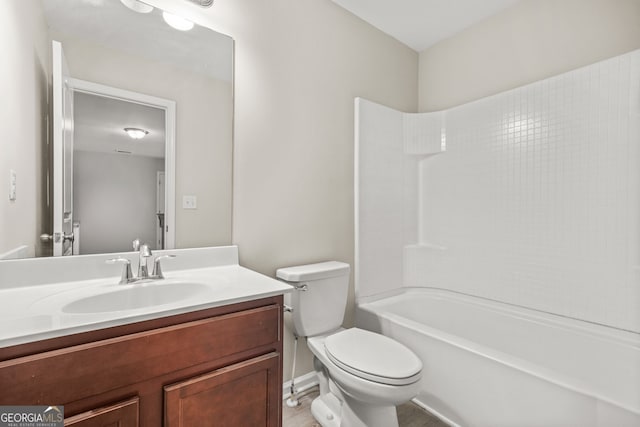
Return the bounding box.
[356,49,640,332]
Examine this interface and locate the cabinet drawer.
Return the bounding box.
[65,397,139,427]
[0,305,280,405]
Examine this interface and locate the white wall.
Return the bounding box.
[419,0,640,112]
[228,0,418,380]
[73,151,164,254]
[52,33,233,249]
[0,1,50,257]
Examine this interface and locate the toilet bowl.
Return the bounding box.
[277,262,422,427]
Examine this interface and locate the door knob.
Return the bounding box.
[40,232,74,243]
[40,233,54,243]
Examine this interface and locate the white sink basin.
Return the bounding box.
[62,282,210,314]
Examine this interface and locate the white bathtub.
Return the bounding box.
[356,288,640,427]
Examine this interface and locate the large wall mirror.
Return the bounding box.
[0,0,233,260]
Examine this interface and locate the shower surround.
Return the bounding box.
[354,49,640,425]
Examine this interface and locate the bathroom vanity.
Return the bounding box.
[0,246,290,426]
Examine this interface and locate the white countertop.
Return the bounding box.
[0,246,292,348]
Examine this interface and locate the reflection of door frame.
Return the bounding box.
[69,78,176,249]
[156,171,165,249]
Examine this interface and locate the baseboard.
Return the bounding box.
[283,371,318,400]
[411,398,460,427]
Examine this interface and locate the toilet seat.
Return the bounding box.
[324,328,422,386]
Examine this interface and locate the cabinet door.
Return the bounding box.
[164,353,280,427]
[65,397,139,426]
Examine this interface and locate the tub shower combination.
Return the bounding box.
[354,50,640,426]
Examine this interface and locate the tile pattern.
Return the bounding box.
[412,49,640,332]
[357,49,640,332]
[403,111,445,155]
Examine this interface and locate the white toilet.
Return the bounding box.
[277,261,422,427]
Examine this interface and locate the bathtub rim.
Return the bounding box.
[356,287,640,417]
[358,287,640,345]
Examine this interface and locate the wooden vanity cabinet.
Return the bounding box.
[0,296,283,427]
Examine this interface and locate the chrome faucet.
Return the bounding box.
[106,239,176,284]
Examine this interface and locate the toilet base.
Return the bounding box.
[310,388,400,427]
[311,393,341,427]
[340,394,399,427]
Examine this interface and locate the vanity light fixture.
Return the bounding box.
[124,127,149,139]
[162,11,195,31]
[119,0,154,14]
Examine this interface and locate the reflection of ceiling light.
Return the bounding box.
[162,11,195,31]
[124,128,149,139]
[120,0,154,13]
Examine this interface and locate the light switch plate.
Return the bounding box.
[9,170,16,201]
[183,195,197,209]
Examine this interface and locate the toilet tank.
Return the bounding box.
[276,261,350,337]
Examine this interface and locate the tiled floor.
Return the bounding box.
[282,388,448,427]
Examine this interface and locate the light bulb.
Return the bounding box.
[120,0,154,14]
[162,11,194,31]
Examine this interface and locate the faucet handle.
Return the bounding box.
[132,238,141,251]
[152,254,176,279]
[106,257,133,284]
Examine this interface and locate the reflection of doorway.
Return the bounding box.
[68,79,176,254]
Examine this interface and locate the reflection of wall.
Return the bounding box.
[50,32,233,249]
[73,151,164,254]
[418,0,640,112]
[0,1,50,257]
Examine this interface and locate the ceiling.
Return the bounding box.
[74,92,166,158]
[332,0,521,52]
[42,0,233,82]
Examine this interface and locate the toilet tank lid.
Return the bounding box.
[276,261,350,282]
